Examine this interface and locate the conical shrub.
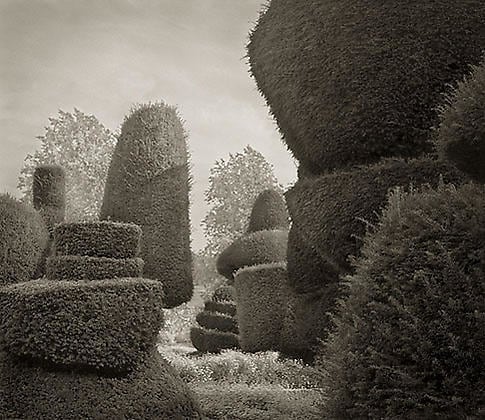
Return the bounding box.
[100,102,193,308]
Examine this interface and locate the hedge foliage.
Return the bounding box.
[100,102,193,308]
[0,194,48,285]
[234,263,289,352]
[204,300,237,317]
[196,311,239,335]
[248,0,485,175]
[247,189,289,233]
[53,221,141,259]
[0,349,202,419]
[46,255,143,281]
[318,183,485,419]
[286,158,465,271]
[217,229,288,280]
[434,60,485,183]
[190,327,240,354]
[212,285,235,302]
[0,278,164,374]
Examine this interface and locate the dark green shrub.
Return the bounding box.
[53,221,141,259]
[234,263,289,352]
[318,183,485,419]
[212,285,235,302]
[217,230,288,280]
[0,349,202,419]
[196,311,238,334]
[247,189,289,233]
[204,300,237,317]
[46,255,143,281]
[100,102,193,308]
[248,0,485,175]
[0,278,164,374]
[434,60,485,183]
[190,327,239,354]
[0,194,48,285]
[286,158,465,271]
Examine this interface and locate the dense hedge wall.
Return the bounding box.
[0,194,48,285]
[217,229,288,280]
[234,263,289,352]
[247,189,289,233]
[248,0,485,175]
[53,222,141,259]
[0,278,164,374]
[0,349,202,419]
[434,61,485,183]
[318,183,485,418]
[46,255,144,281]
[100,102,193,308]
[286,158,465,271]
[190,327,239,354]
[204,300,237,317]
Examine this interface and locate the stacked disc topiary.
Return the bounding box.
[190,284,240,353]
[217,189,290,352]
[247,0,484,360]
[0,193,48,286]
[0,220,201,419]
[100,102,193,309]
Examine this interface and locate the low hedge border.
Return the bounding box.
[204,301,237,317]
[53,221,141,259]
[0,278,164,374]
[190,327,240,353]
[196,311,238,334]
[46,255,144,281]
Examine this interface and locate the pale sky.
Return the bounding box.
[0,0,297,251]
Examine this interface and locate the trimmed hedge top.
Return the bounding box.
[53,221,141,259]
[33,165,66,210]
[0,278,164,374]
[434,60,485,183]
[247,189,289,233]
[248,0,485,174]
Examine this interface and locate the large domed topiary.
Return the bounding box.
[434,60,485,183]
[248,0,485,175]
[0,194,48,285]
[318,183,485,419]
[100,102,193,308]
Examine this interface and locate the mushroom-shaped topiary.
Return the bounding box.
[434,60,485,183]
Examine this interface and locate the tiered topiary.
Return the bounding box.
[247,0,482,360]
[217,189,290,352]
[318,183,485,418]
[32,165,67,277]
[190,284,240,353]
[0,221,201,419]
[0,194,48,286]
[100,102,193,308]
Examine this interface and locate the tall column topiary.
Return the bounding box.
[0,221,201,419]
[100,102,193,308]
[247,0,484,360]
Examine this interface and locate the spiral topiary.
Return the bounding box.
[100,102,193,308]
[248,0,485,175]
[434,60,485,183]
[0,194,48,286]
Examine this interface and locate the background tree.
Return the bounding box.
[18,108,116,221]
[201,145,284,256]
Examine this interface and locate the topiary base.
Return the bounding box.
[0,349,202,419]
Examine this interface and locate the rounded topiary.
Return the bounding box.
[212,284,235,302]
[248,0,485,175]
[318,183,485,419]
[100,102,193,308]
[0,194,48,285]
[434,60,485,183]
[247,189,288,233]
[190,327,239,354]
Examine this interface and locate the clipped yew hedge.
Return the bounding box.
[204,300,237,317]
[0,278,164,374]
[319,183,485,419]
[248,0,485,175]
[190,327,239,354]
[212,285,235,302]
[196,311,238,335]
[0,349,202,419]
[286,158,465,271]
[53,221,141,259]
[0,194,48,285]
[247,188,289,233]
[217,230,288,280]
